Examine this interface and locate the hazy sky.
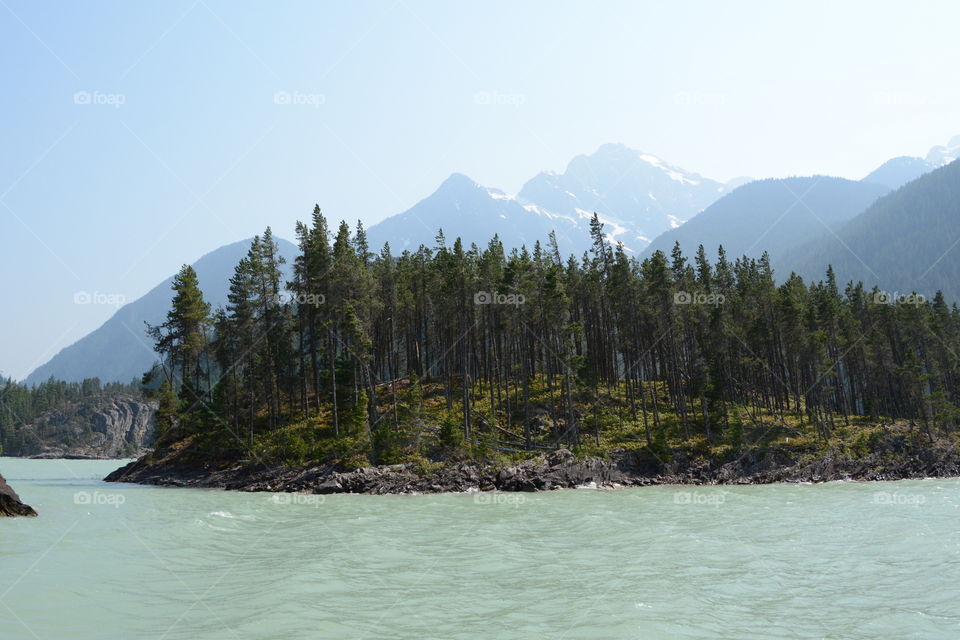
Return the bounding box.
[2,0,959,381]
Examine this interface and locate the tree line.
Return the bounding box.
[148,206,960,464]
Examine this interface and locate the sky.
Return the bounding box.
[1,0,959,381]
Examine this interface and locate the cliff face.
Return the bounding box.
[0,473,37,517]
[7,394,156,459]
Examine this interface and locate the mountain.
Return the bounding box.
[516,143,727,249]
[24,237,297,385]
[640,176,889,262]
[862,156,933,191]
[926,135,960,167]
[365,173,576,254]
[780,159,960,299]
[366,144,729,257]
[861,135,960,190]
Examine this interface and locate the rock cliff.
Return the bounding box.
[7,394,156,459]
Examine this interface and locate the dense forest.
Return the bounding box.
[0,377,141,454]
[144,205,960,469]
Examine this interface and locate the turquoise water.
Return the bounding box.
[2,459,959,639]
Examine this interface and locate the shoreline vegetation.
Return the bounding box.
[106,210,960,495]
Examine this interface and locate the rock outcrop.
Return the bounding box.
[0,473,37,517]
[11,394,156,459]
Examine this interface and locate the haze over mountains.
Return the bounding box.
[20,136,960,385]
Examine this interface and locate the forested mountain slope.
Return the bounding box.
[780,159,960,299]
[640,177,888,261]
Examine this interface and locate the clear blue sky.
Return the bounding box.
[2,0,958,381]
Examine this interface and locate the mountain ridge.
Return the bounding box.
[861,136,960,189]
[367,143,729,256]
[639,176,890,263]
[780,159,960,298]
[24,237,298,385]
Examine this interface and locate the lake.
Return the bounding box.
[1,458,958,639]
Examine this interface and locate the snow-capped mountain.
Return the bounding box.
[366,144,730,257]
[926,135,960,167]
[364,172,578,254]
[862,135,960,190]
[517,143,727,249]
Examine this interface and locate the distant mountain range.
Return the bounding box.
[365,172,565,254]
[366,138,958,259]
[367,143,735,256]
[640,176,890,262]
[861,135,960,190]
[640,136,957,269]
[24,238,298,386]
[780,158,960,298]
[22,137,960,384]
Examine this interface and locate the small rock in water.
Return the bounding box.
[0,473,38,517]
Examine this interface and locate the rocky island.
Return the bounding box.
[104,212,960,498]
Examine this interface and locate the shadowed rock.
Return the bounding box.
[0,473,38,517]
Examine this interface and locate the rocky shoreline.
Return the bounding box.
[105,436,960,495]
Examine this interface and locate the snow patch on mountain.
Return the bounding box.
[926,135,960,167]
[639,154,701,185]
